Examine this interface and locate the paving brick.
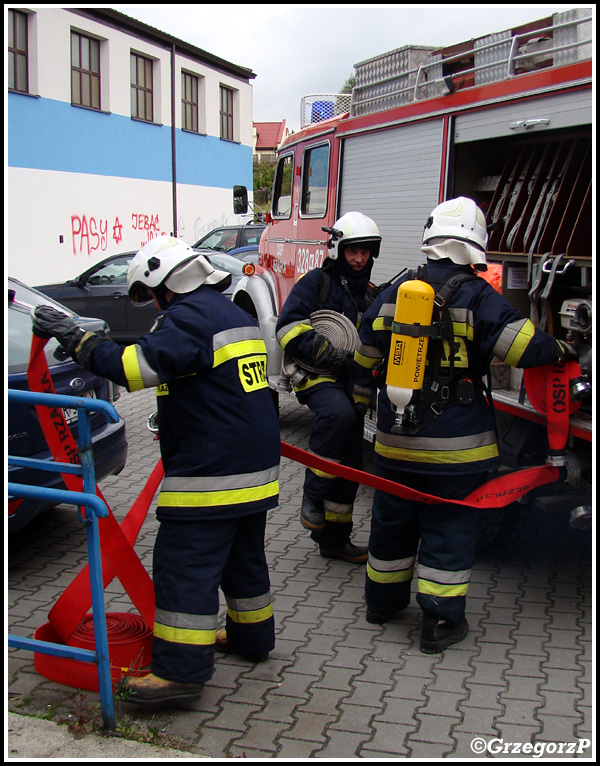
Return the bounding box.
[270,672,314,700]
[360,720,414,756]
[383,674,430,702]
[224,678,280,706]
[299,686,348,717]
[311,665,360,691]
[228,718,289,754]
[542,647,584,670]
[418,690,465,719]
[469,660,512,686]
[538,669,584,693]
[504,655,545,678]
[285,651,328,677]
[409,712,457,744]
[316,730,374,758]
[251,694,299,724]
[329,702,376,734]
[283,710,336,742]
[471,641,511,663]
[495,698,543,725]
[476,623,514,644]
[344,680,389,708]
[453,705,501,734]
[275,736,320,759]
[326,645,369,669]
[462,681,504,710]
[407,739,456,758]
[535,713,582,743]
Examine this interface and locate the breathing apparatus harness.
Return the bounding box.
[381,265,489,433]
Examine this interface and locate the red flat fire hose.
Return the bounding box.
[25,331,578,692]
[281,360,582,508]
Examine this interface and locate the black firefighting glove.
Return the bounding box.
[32,305,107,370]
[312,334,353,373]
[555,339,578,362]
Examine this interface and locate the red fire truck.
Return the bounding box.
[233,8,592,528]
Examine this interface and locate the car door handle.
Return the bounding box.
[112,292,124,298]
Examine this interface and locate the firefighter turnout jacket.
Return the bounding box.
[276,258,371,393]
[88,286,280,520]
[354,260,560,476]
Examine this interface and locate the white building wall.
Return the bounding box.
[7,7,255,285]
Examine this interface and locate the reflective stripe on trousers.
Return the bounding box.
[151,513,274,683]
[365,473,483,625]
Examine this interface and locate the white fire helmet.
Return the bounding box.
[127,236,231,304]
[421,197,489,271]
[326,212,382,260]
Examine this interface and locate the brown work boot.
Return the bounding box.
[214,628,269,663]
[122,672,203,704]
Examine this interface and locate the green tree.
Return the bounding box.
[253,162,275,209]
[340,74,355,93]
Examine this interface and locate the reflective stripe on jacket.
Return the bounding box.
[89,287,280,519]
[354,261,559,475]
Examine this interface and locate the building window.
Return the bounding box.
[182,72,199,132]
[131,52,154,122]
[8,9,29,93]
[71,31,100,109]
[220,85,234,141]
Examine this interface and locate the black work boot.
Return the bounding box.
[420,611,469,653]
[300,494,325,531]
[214,628,269,663]
[366,608,394,624]
[319,541,368,564]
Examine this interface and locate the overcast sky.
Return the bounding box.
[115,4,583,132]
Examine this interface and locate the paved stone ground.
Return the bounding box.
[8,387,594,759]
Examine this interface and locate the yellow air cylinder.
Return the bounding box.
[386,279,435,416]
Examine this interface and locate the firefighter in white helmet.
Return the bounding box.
[354,197,575,652]
[33,235,280,703]
[276,212,382,563]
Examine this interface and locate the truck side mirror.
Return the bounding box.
[233,185,248,215]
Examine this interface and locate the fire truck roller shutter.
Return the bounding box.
[338,118,444,286]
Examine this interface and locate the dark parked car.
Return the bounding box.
[35,249,255,344]
[35,252,156,344]
[8,278,128,533]
[192,223,265,262]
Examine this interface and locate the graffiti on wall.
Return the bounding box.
[71,212,167,256]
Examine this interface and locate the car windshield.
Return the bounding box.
[195,229,238,252]
[84,256,131,285]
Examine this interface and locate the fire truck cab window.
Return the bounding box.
[272,154,294,218]
[301,143,329,217]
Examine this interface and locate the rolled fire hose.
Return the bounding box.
[290,309,360,375]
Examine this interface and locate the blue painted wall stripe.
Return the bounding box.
[7,92,252,188]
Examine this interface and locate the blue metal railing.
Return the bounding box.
[8,389,120,730]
